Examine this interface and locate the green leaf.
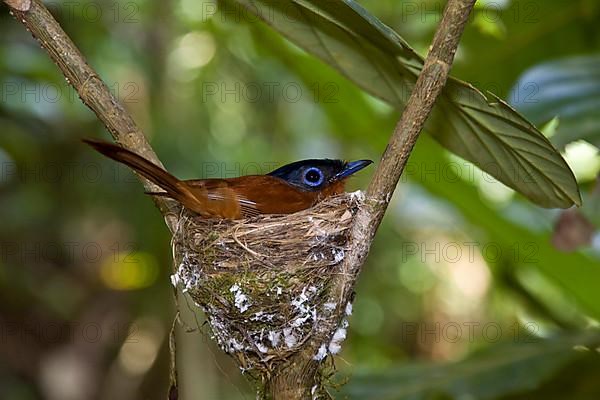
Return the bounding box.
[340,334,600,400]
[509,55,600,148]
[408,134,600,316]
[269,36,600,324]
[222,0,581,208]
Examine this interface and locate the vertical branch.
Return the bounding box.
[3,0,180,232]
[341,0,477,290]
[364,0,477,238]
[294,0,477,397]
[264,0,477,398]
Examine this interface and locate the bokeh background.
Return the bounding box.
[2,0,600,399]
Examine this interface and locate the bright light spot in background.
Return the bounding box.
[540,117,560,138]
[475,0,510,8]
[118,318,165,376]
[40,348,94,400]
[396,234,492,360]
[563,140,600,182]
[447,153,515,207]
[440,244,490,316]
[100,252,159,290]
[446,246,490,300]
[394,184,463,231]
[476,176,515,206]
[168,31,216,82]
[472,1,509,41]
[472,13,506,39]
[411,235,491,316]
[592,233,600,253]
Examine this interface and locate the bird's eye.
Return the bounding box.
[303,167,324,187]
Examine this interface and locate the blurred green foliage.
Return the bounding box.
[1,0,600,399]
[224,0,581,208]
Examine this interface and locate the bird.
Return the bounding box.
[83,139,372,219]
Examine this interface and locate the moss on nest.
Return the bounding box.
[171,192,364,379]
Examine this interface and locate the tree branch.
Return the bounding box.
[342,0,476,318]
[274,0,477,397]
[366,0,476,240]
[5,0,477,397]
[3,0,180,232]
[342,0,477,299]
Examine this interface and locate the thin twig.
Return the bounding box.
[3,0,180,232]
[5,2,182,397]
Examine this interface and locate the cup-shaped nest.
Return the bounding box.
[170,192,364,376]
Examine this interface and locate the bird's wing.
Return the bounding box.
[184,178,260,218]
[222,176,319,215]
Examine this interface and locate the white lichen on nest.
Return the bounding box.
[229,284,251,312]
[313,300,352,360]
[170,192,364,375]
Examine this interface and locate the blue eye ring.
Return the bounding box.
[303,167,324,187]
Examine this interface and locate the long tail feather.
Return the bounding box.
[83,139,258,219]
[82,139,201,208]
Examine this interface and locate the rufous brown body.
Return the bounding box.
[84,139,372,219]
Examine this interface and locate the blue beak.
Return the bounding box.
[334,159,373,180]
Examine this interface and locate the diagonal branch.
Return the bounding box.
[318,0,477,388]
[3,0,180,232]
[266,0,477,398]
[341,0,477,291]
[6,0,478,397]
[366,0,477,236]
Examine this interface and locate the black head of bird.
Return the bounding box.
[268,159,373,191]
